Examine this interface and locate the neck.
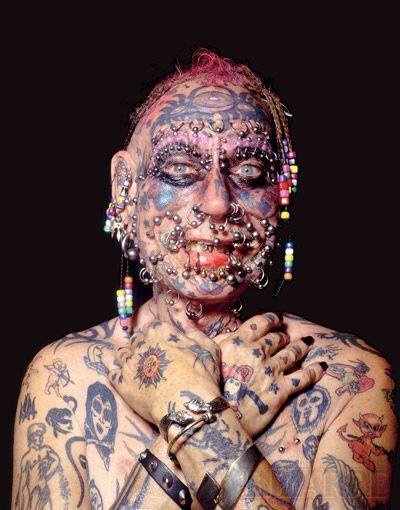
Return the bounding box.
[139,282,241,341]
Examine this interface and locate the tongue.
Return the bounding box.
[190,251,230,268]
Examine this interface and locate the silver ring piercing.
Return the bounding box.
[185,301,203,321]
[164,290,181,306]
[121,233,138,261]
[139,268,153,285]
[228,203,245,223]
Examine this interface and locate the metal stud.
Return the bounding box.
[162,473,173,489]
[150,460,158,471]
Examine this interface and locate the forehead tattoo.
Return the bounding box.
[105,78,300,331]
[149,85,271,137]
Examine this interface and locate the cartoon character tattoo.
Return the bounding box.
[84,382,118,470]
[326,359,374,396]
[84,342,112,376]
[44,358,74,397]
[337,413,393,471]
[291,386,330,433]
[46,407,73,437]
[135,344,171,389]
[222,363,268,418]
[15,423,63,509]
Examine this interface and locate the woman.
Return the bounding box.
[13,50,397,509]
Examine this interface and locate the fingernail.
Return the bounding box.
[319,361,328,371]
[301,336,314,346]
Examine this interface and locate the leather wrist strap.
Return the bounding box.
[138,448,192,509]
[196,444,262,510]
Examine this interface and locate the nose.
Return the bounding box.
[200,167,232,219]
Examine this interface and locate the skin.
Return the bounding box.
[12,80,397,509]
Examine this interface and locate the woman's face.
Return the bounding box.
[126,82,280,303]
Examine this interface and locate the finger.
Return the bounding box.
[271,336,314,371]
[260,331,290,355]
[285,361,328,395]
[229,312,282,343]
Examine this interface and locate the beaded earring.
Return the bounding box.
[116,254,134,331]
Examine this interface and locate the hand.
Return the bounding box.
[216,312,326,437]
[108,320,221,425]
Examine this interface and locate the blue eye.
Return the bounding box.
[168,164,192,175]
[237,165,261,177]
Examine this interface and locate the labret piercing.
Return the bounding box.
[105,110,300,329]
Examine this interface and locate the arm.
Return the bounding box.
[12,347,90,509]
[168,401,294,509]
[304,358,397,509]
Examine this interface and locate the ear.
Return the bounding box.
[109,150,138,224]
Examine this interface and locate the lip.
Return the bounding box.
[189,250,230,268]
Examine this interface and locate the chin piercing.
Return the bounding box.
[185,301,203,321]
[164,290,180,306]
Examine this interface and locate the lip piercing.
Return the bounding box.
[189,121,204,134]
[185,301,203,321]
[164,290,181,306]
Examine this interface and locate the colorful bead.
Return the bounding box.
[280,210,290,220]
[284,273,293,280]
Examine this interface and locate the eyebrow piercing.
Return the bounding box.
[189,121,204,134]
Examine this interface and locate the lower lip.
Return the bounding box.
[189,251,230,268]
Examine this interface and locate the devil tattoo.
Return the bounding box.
[337,412,393,471]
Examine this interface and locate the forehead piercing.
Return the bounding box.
[230,122,249,139]
[153,216,162,225]
[185,301,203,321]
[209,119,225,133]
[189,121,204,135]
[164,290,181,306]
[170,122,184,134]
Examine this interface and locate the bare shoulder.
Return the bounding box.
[283,311,395,409]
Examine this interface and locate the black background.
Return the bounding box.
[4,6,399,507]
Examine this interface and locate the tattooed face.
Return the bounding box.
[127,81,280,302]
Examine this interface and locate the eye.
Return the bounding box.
[234,165,262,178]
[299,398,307,407]
[164,163,193,176]
[93,399,102,413]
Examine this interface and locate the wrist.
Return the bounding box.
[152,385,222,427]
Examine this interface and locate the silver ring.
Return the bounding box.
[228,203,245,223]
[185,204,206,228]
[164,290,180,306]
[139,268,153,285]
[185,301,203,321]
[252,268,269,289]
